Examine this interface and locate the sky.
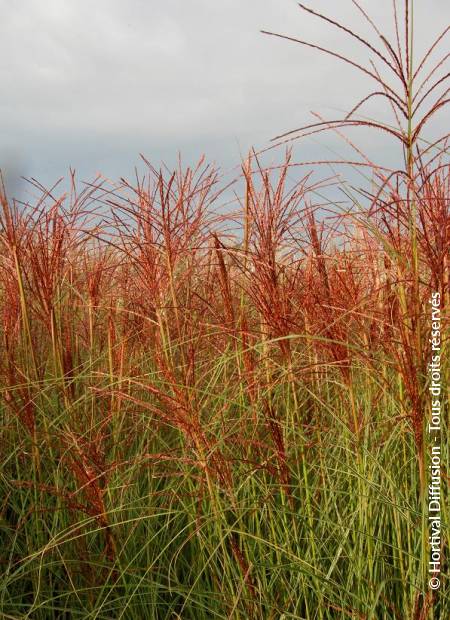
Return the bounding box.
[1,0,449,200]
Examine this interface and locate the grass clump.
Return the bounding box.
[0,1,449,618]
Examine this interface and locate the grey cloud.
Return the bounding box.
[1,0,449,193]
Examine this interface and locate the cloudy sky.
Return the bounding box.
[1,0,449,198]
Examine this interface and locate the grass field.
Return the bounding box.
[0,2,449,618]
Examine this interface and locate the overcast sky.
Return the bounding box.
[1,0,449,198]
